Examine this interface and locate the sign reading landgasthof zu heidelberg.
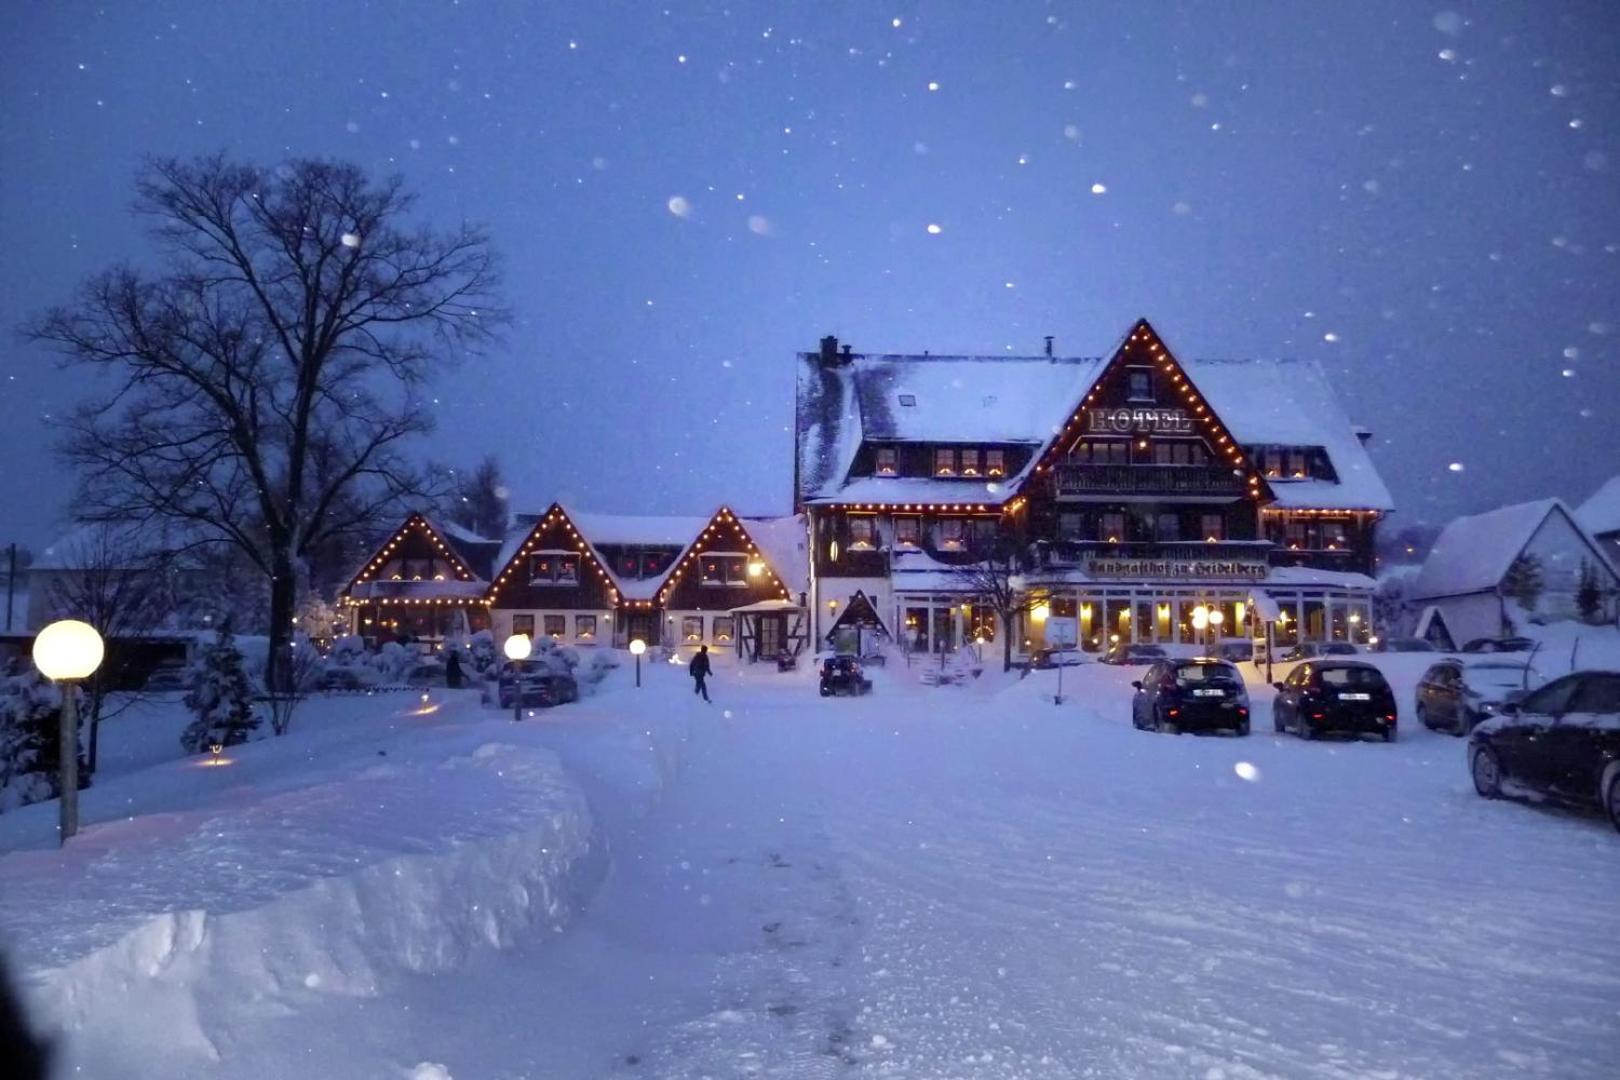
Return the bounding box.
[1084,407,1193,435]
[1087,558,1269,581]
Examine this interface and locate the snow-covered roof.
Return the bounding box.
[563,510,711,548]
[32,520,215,571]
[348,579,488,600]
[796,335,1391,512]
[1411,499,1584,599]
[1578,475,1620,537]
[742,514,809,596]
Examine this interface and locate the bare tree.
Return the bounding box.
[42,524,173,774]
[27,155,504,691]
[951,538,1048,673]
[446,454,510,539]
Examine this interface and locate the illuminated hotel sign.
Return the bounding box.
[1084,407,1193,435]
[1087,558,1268,581]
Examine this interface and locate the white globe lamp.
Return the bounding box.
[503,633,532,662]
[629,638,646,689]
[32,619,105,847]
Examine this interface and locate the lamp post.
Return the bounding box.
[503,632,531,722]
[629,638,646,688]
[32,619,104,847]
[1192,605,1210,652]
[1208,608,1225,650]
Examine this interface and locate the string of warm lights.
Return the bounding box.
[655,507,793,607]
[347,513,479,591]
[485,504,622,607]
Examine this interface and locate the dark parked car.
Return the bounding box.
[1098,643,1167,666]
[1469,671,1620,831]
[1132,659,1251,735]
[1272,661,1398,741]
[496,659,579,709]
[1216,641,1254,664]
[1278,642,1359,662]
[1416,659,1530,735]
[1372,637,1436,654]
[1460,637,1535,654]
[819,655,872,697]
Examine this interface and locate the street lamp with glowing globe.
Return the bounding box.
[503,633,531,721]
[629,638,646,688]
[32,619,105,846]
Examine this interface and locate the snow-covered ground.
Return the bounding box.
[3,652,1617,1079]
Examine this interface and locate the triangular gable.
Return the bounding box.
[826,589,890,641]
[1413,605,1456,652]
[485,503,623,607]
[1025,318,1273,504]
[345,512,482,596]
[653,507,796,607]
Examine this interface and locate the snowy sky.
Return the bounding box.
[2,1,1617,549]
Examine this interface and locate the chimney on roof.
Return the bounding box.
[1044,335,1054,359]
[819,335,839,365]
[840,344,852,361]
[1353,426,1373,446]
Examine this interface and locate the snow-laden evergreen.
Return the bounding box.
[0,667,63,810]
[179,627,260,754]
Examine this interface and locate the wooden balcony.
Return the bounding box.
[1053,463,1247,498]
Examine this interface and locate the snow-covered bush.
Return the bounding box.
[330,634,367,662]
[370,641,416,683]
[575,649,620,688]
[466,629,497,672]
[180,628,261,754]
[0,668,64,810]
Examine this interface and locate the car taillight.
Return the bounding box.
[1310,712,1325,720]
[1167,708,1180,718]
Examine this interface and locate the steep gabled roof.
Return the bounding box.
[742,513,810,597]
[1411,499,1617,599]
[344,512,486,597]
[1579,475,1620,537]
[650,507,797,608]
[484,503,623,607]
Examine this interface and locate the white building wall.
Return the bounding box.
[493,607,616,652]
[1429,592,1506,646]
[1520,513,1620,622]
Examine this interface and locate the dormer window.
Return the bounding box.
[898,393,917,407]
[985,449,1005,477]
[938,518,966,551]
[960,449,981,477]
[848,516,877,550]
[934,448,956,477]
[894,516,920,547]
[1263,448,1283,478]
[1288,449,1308,478]
[875,447,898,476]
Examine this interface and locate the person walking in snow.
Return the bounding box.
[689,644,712,703]
[444,648,464,690]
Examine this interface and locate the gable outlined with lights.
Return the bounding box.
[654,508,797,611]
[342,513,489,607]
[485,503,623,610]
[1027,318,1274,505]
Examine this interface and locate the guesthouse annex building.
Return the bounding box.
[795,319,1394,656]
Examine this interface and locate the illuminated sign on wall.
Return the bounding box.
[1087,558,1268,581]
[1084,407,1194,435]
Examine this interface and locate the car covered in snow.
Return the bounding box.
[1215,641,1254,664]
[1098,643,1167,666]
[818,655,872,697]
[1468,670,1620,831]
[1460,636,1536,654]
[1028,647,1087,670]
[1131,659,1250,736]
[1415,658,1531,735]
[1278,641,1359,662]
[1272,661,1398,741]
[494,659,579,709]
[1370,637,1436,654]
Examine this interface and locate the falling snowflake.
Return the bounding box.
[1233,762,1260,782]
[340,232,361,248]
[1448,462,1465,473]
[927,81,940,92]
[926,223,942,234]
[1090,183,1107,195]
[667,195,692,218]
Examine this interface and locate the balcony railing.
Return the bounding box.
[1053,463,1247,497]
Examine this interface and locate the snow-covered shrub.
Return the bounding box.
[180,628,261,754]
[331,634,366,662]
[0,669,64,810]
[370,641,416,683]
[466,629,497,672]
[575,649,620,688]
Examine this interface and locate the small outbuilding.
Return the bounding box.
[1410,498,1619,646]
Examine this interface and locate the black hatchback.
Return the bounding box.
[1468,670,1620,831]
[818,655,872,697]
[1132,659,1251,735]
[1272,661,1398,741]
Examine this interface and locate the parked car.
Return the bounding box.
[1415,659,1531,735]
[1098,643,1167,666]
[1372,637,1436,654]
[1278,642,1359,662]
[496,659,579,709]
[1460,637,1536,654]
[1029,647,1087,670]
[1272,661,1398,741]
[1216,641,1254,664]
[1131,658,1251,735]
[819,655,872,697]
[1468,671,1620,831]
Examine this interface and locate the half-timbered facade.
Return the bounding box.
[340,514,500,645]
[795,320,1395,656]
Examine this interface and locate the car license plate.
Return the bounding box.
[1192,689,1224,697]
[1340,692,1371,701]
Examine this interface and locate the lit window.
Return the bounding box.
[575,615,597,640]
[894,516,921,547]
[934,448,956,476]
[1264,448,1283,478]
[1100,512,1126,543]
[939,518,966,550]
[558,556,578,584]
[1323,520,1348,550]
[960,449,981,477]
[543,615,566,639]
[511,614,535,638]
[1201,514,1225,542]
[682,615,704,642]
[875,447,898,475]
[1288,449,1308,478]
[848,516,877,550]
[712,616,734,643]
[530,555,555,582]
[985,449,1005,477]
[701,557,723,585]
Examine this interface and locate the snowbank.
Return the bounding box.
[0,698,600,1074]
